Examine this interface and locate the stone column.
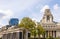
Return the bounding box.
[16,32,20,39]
[10,33,13,39]
[48,31,49,38]
[50,31,52,37]
[46,31,48,38]
[48,31,50,38]
[53,31,56,38]
[46,31,49,38]
[2,34,7,39]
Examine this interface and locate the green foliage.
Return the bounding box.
[19,17,36,30]
[31,27,37,36]
[46,37,49,39]
[46,36,54,39]
[19,17,36,35]
[18,17,45,39]
[18,17,36,39]
[55,37,60,39]
[37,24,45,34]
[49,36,54,39]
[37,24,45,39]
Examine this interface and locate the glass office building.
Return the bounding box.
[9,18,19,26]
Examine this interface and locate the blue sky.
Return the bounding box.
[0,0,60,27]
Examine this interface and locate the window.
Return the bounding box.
[47,16,50,21]
[19,32,23,39]
[28,33,30,37]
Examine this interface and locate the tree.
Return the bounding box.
[37,24,45,39]
[19,17,36,29]
[19,17,36,39]
[31,26,37,39]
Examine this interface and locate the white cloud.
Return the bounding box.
[40,5,50,13]
[0,10,13,19]
[0,0,41,12]
[53,4,59,10]
[28,5,50,22]
[52,4,60,22]
[0,0,52,27]
[30,13,43,22]
[0,10,13,27]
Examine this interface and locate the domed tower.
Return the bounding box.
[41,9,53,23]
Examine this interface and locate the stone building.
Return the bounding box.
[0,26,30,39]
[40,9,60,38]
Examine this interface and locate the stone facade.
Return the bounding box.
[40,9,60,38]
[0,26,30,39]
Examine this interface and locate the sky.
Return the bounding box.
[0,0,60,27]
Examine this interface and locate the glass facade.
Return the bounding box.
[9,18,19,26]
